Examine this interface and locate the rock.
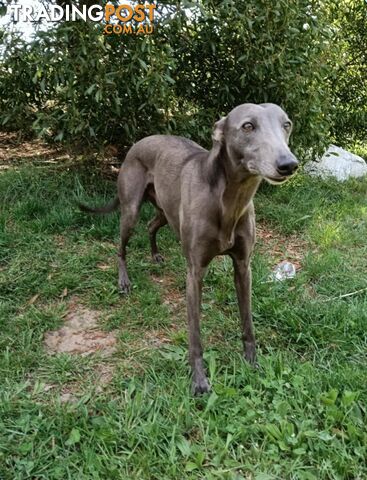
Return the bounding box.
[304,145,367,181]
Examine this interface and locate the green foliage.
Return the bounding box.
[0,1,335,155]
[169,0,333,154]
[327,0,367,146]
[0,21,175,146]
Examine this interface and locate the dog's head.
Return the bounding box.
[213,103,298,184]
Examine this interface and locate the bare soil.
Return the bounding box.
[0,131,68,168]
[257,221,308,270]
[44,298,117,357]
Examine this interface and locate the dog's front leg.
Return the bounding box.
[186,264,210,395]
[232,256,257,365]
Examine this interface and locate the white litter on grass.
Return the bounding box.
[269,261,297,282]
[304,145,367,182]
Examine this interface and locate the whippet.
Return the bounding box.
[80,103,299,394]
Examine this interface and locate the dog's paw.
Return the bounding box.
[152,253,165,264]
[118,280,131,295]
[192,377,211,396]
[245,358,260,370]
[244,342,258,368]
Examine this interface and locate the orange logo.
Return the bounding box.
[104,3,156,35]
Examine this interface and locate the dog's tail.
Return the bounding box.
[78,196,120,214]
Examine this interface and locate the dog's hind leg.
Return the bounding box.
[148,210,167,263]
[117,162,147,294]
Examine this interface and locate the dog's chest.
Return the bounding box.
[218,211,245,252]
[218,184,255,251]
[219,231,236,252]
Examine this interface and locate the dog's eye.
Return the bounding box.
[242,122,254,132]
[283,121,292,131]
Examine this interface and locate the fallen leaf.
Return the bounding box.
[28,293,40,305]
[97,264,111,271]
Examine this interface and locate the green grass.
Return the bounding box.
[0,163,366,479]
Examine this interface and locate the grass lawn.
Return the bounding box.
[0,161,366,479]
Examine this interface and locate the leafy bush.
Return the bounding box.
[1,21,175,147]
[169,0,334,155]
[0,1,336,156]
[327,0,367,147]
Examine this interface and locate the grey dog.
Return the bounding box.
[80,103,299,395]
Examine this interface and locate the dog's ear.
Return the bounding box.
[212,116,227,144]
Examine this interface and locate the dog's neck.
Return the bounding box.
[209,142,261,204]
[208,142,262,236]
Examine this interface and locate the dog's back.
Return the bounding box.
[125,134,208,172]
[120,135,210,234]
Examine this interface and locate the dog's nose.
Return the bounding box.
[276,154,299,176]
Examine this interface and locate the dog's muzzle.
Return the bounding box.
[276,154,299,177]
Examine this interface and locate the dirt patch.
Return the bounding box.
[41,300,118,401]
[144,328,178,347]
[151,273,185,314]
[257,221,308,270]
[44,300,117,357]
[0,131,69,168]
[0,132,121,177]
